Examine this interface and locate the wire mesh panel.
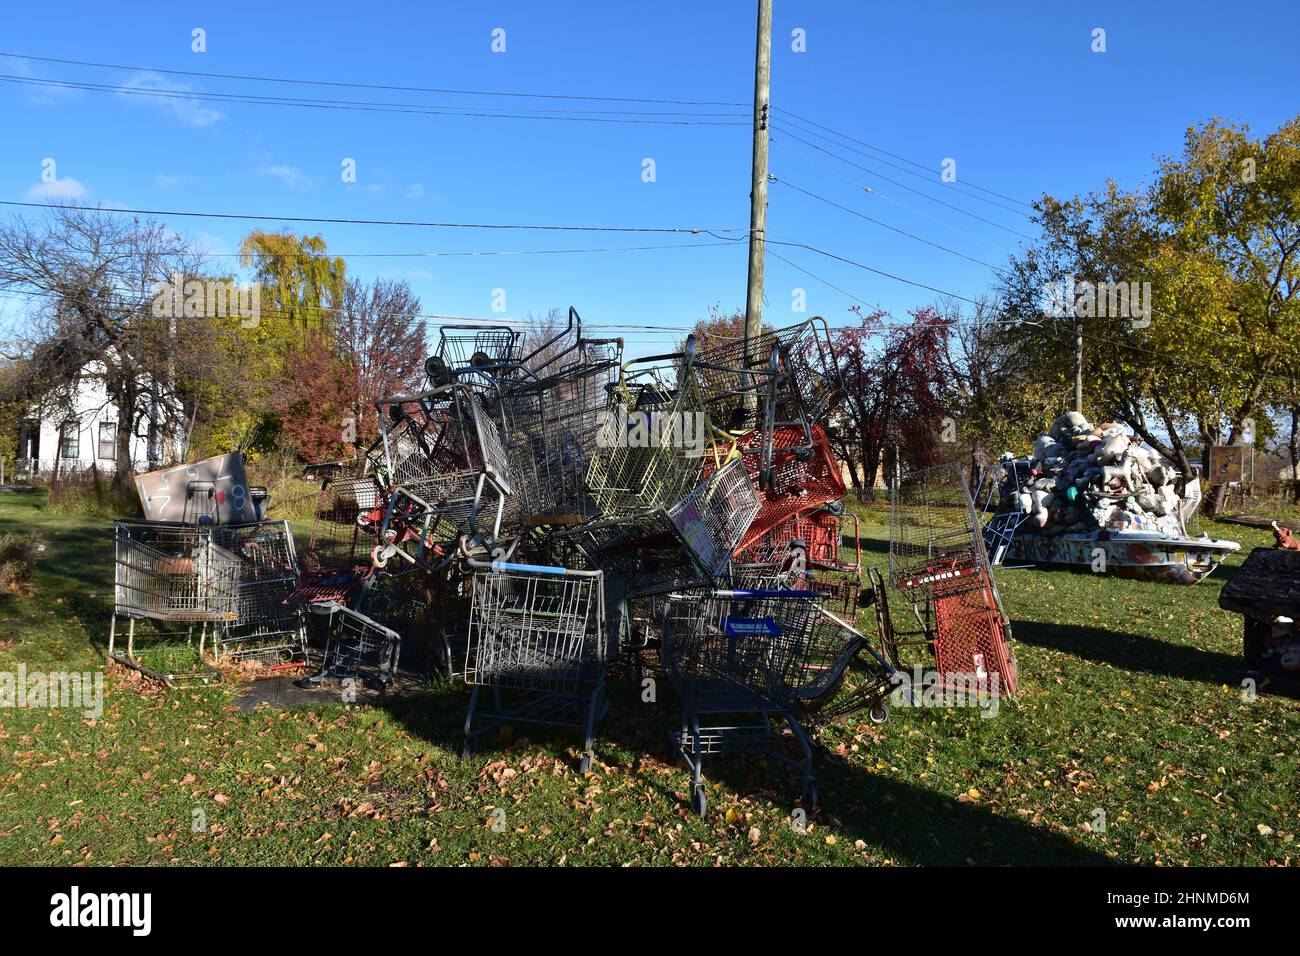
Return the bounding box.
[465,564,606,692]
[888,462,1017,695]
[462,562,608,770]
[210,520,308,663]
[585,342,710,517]
[889,463,983,587]
[113,521,241,623]
[215,578,306,664]
[931,573,1017,697]
[570,455,760,597]
[304,463,385,572]
[503,355,620,523]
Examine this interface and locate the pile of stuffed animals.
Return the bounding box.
[1002,411,1189,539]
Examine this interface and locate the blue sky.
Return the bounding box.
[2,0,1296,355]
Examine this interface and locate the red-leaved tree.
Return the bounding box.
[275,332,352,462]
[829,305,953,500]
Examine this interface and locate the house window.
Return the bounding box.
[98,422,117,460]
[60,424,80,460]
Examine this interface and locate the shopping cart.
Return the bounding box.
[304,601,401,688]
[111,521,241,626]
[728,424,847,557]
[462,560,608,772]
[737,504,861,574]
[501,350,621,524]
[211,521,308,665]
[108,520,242,682]
[572,454,760,598]
[659,586,823,814]
[661,583,898,814]
[585,336,711,518]
[888,463,1018,695]
[425,324,525,386]
[372,382,515,571]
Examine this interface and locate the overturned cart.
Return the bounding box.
[885,463,1018,696]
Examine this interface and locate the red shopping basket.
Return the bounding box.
[930,564,1017,696]
[711,425,845,555]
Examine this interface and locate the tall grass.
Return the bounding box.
[41,471,142,518]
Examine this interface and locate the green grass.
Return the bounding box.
[0,492,1296,866]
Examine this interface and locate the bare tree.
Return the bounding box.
[335,276,427,447]
[0,206,205,488]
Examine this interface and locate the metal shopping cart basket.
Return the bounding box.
[372,382,515,571]
[211,520,308,666]
[108,520,242,682]
[572,454,760,599]
[659,586,823,814]
[462,560,608,772]
[888,463,1017,695]
[585,336,710,518]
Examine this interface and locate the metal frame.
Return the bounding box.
[462,560,608,771]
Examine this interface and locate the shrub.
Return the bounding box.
[0,531,43,594]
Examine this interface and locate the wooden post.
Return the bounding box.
[744,0,774,394]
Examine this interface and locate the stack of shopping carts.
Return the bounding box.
[109,308,1017,815]
[284,309,907,812]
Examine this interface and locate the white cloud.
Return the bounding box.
[154,173,197,189]
[118,71,223,128]
[8,56,83,106]
[405,183,425,200]
[191,232,230,257]
[261,164,314,190]
[24,177,87,202]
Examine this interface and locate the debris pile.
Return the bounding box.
[1005,411,1189,539]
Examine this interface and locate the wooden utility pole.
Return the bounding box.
[1074,314,1084,414]
[744,0,773,363]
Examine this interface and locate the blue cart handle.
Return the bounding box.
[467,558,602,578]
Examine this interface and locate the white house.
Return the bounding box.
[12,361,185,479]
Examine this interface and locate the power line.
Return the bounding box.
[772,126,1038,241]
[766,238,981,306]
[176,240,743,259]
[0,51,748,107]
[772,175,1010,274]
[0,200,744,237]
[0,75,748,126]
[774,106,1039,213]
[771,136,1012,252]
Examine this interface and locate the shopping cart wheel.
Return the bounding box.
[691,784,708,817]
[579,753,592,774]
[461,739,475,759]
[869,703,889,724]
[803,782,818,807]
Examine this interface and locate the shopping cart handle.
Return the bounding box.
[488,560,569,576]
[712,589,823,598]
